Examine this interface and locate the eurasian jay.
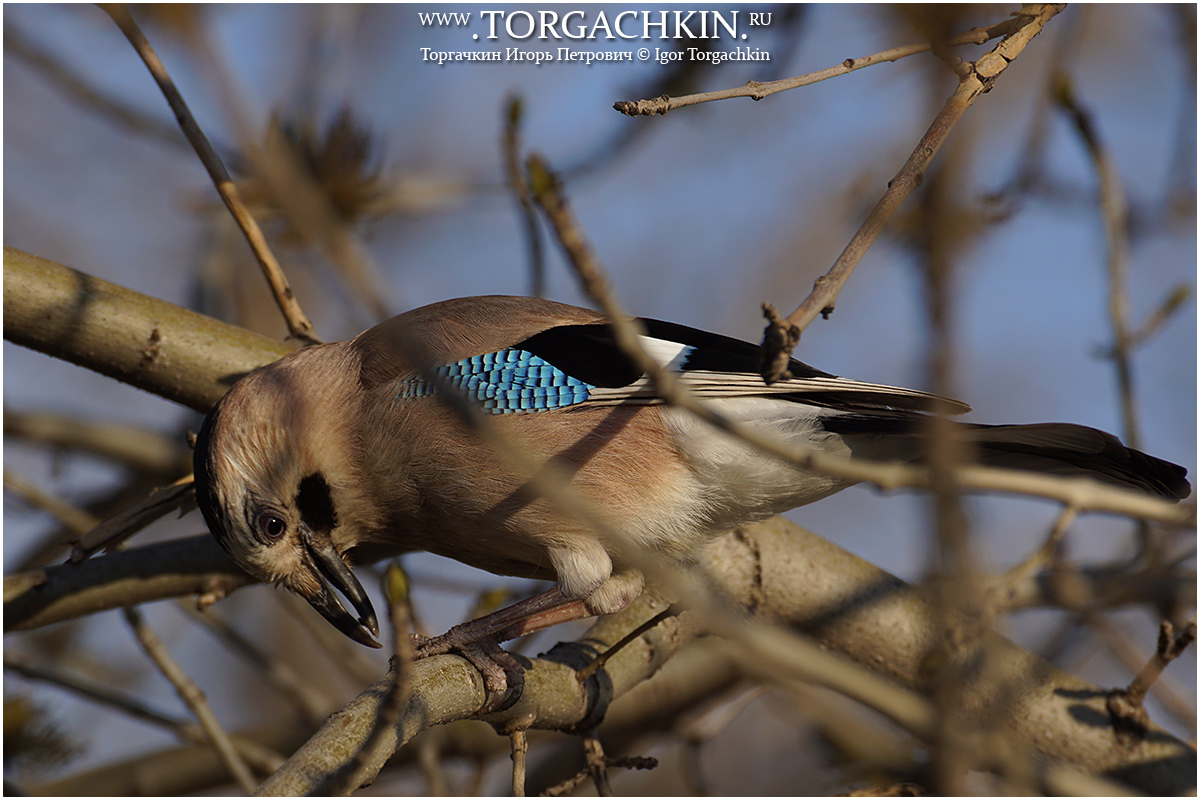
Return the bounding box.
[193,296,1189,686]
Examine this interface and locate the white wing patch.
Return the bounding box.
[638,336,692,371]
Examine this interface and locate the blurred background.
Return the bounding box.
[4,3,1195,794]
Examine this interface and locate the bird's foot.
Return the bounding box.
[412,631,525,713]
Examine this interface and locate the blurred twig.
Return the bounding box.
[986,506,1077,617]
[5,649,197,733]
[313,564,414,795]
[4,649,286,775]
[1116,284,1194,354]
[3,21,226,156]
[122,605,257,793]
[3,469,99,537]
[184,9,394,324]
[174,601,331,726]
[4,409,191,476]
[678,685,767,795]
[915,146,978,795]
[502,96,546,299]
[274,589,383,687]
[98,4,320,345]
[1054,71,1140,448]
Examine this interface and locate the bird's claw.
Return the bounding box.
[412,632,525,713]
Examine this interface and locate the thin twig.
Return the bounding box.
[97,4,320,345]
[510,730,527,797]
[503,95,546,298]
[1092,617,1197,733]
[122,605,258,794]
[1054,71,1140,448]
[3,649,286,776]
[582,729,613,797]
[3,468,100,536]
[577,605,680,681]
[614,14,1029,116]
[1121,618,1196,710]
[313,563,413,795]
[1106,617,1196,741]
[68,477,195,563]
[542,766,591,797]
[174,601,330,725]
[763,4,1065,380]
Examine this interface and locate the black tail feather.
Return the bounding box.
[968,423,1190,501]
[822,416,1191,501]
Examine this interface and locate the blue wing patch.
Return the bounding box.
[398,349,594,413]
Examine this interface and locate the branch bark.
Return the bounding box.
[4,535,251,633]
[3,247,292,412]
[257,517,1194,796]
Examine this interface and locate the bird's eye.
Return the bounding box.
[257,512,287,541]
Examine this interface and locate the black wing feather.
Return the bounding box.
[517,318,833,387]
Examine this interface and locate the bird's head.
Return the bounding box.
[193,355,381,648]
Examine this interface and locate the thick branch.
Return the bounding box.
[4,535,251,633]
[257,517,1194,796]
[3,247,292,413]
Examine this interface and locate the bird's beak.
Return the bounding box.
[302,531,382,649]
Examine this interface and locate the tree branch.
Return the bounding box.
[2,247,292,413]
[257,517,1194,796]
[4,535,251,633]
[614,12,1029,116]
[97,3,320,345]
[763,4,1066,380]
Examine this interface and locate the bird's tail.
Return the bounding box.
[965,422,1190,501]
[824,417,1191,501]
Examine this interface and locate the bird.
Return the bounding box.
[192,295,1190,698]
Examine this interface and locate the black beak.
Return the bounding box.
[303,532,381,648]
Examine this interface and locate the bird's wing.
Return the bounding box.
[397,315,969,416]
